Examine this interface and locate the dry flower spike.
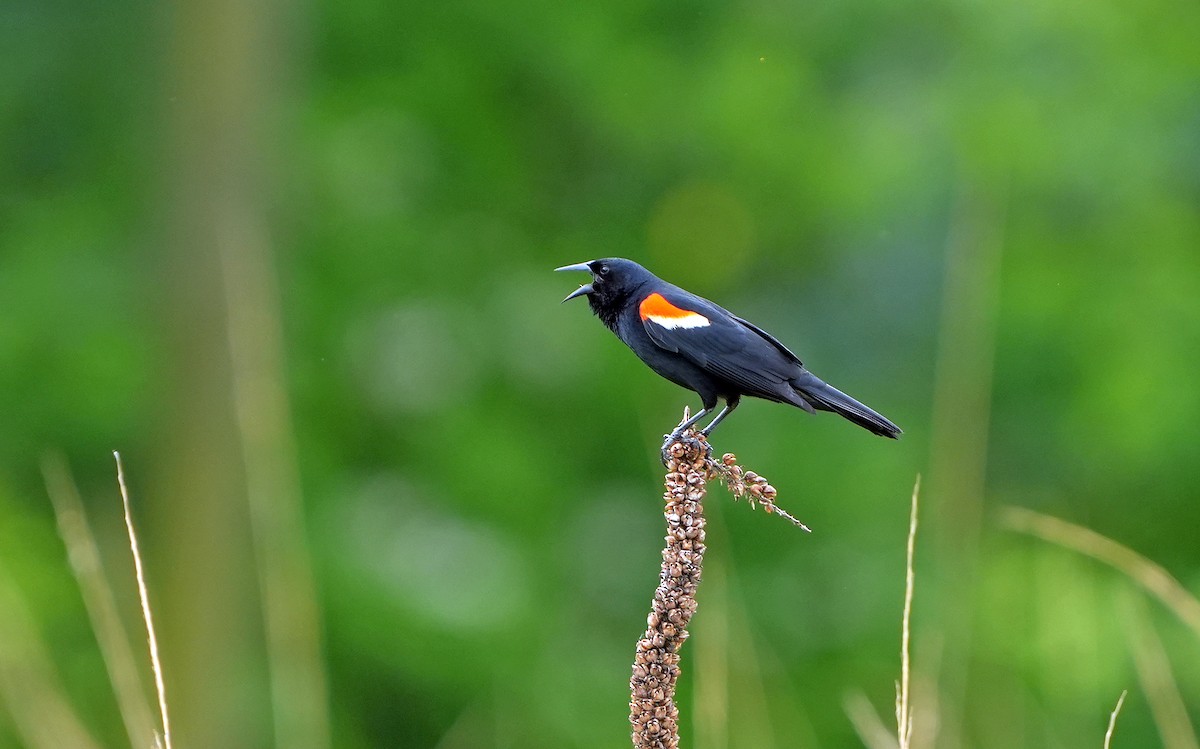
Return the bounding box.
[630,417,807,749]
[630,430,707,749]
[709,451,810,532]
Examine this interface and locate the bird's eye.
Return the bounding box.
[598,265,611,276]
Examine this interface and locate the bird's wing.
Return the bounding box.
[638,289,801,396]
[730,314,804,367]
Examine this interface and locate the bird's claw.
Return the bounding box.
[660,433,678,466]
[660,427,711,467]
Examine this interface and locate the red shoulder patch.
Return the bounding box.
[639,292,693,319]
[639,293,711,329]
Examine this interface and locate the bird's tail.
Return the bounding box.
[792,372,902,439]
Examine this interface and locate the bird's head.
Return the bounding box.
[555,258,653,315]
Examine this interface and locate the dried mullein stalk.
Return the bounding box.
[630,417,807,748]
[630,432,707,749]
[710,452,810,532]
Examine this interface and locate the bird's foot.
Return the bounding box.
[660,426,711,467]
[660,431,680,466]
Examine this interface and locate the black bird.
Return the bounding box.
[556,258,901,442]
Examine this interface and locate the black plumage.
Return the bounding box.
[556,258,901,440]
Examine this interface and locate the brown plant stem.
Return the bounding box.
[630,431,708,749]
[630,419,804,749]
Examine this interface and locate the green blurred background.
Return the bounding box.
[2,0,1199,746]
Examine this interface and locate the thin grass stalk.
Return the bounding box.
[218,184,330,749]
[43,454,158,748]
[1104,690,1127,749]
[925,183,1005,749]
[897,476,920,749]
[0,569,104,749]
[844,690,901,749]
[1123,594,1199,749]
[1000,507,1200,640]
[115,452,172,749]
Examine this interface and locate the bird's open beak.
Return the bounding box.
[560,284,593,303]
[555,262,594,303]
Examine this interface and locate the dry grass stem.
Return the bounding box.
[844,690,900,749]
[897,475,919,749]
[842,476,923,749]
[1124,595,1199,749]
[1104,690,1127,749]
[219,211,331,749]
[42,453,159,749]
[1002,507,1200,749]
[1000,507,1200,640]
[0,571,104,749]
[115,452,172,749]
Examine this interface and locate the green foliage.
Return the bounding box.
[1,0,1198,745]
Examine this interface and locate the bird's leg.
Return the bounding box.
[700,396,740,437]
[660,407,711,466]
[664,408,709,445]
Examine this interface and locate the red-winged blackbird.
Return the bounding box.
[557,258,902,442]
